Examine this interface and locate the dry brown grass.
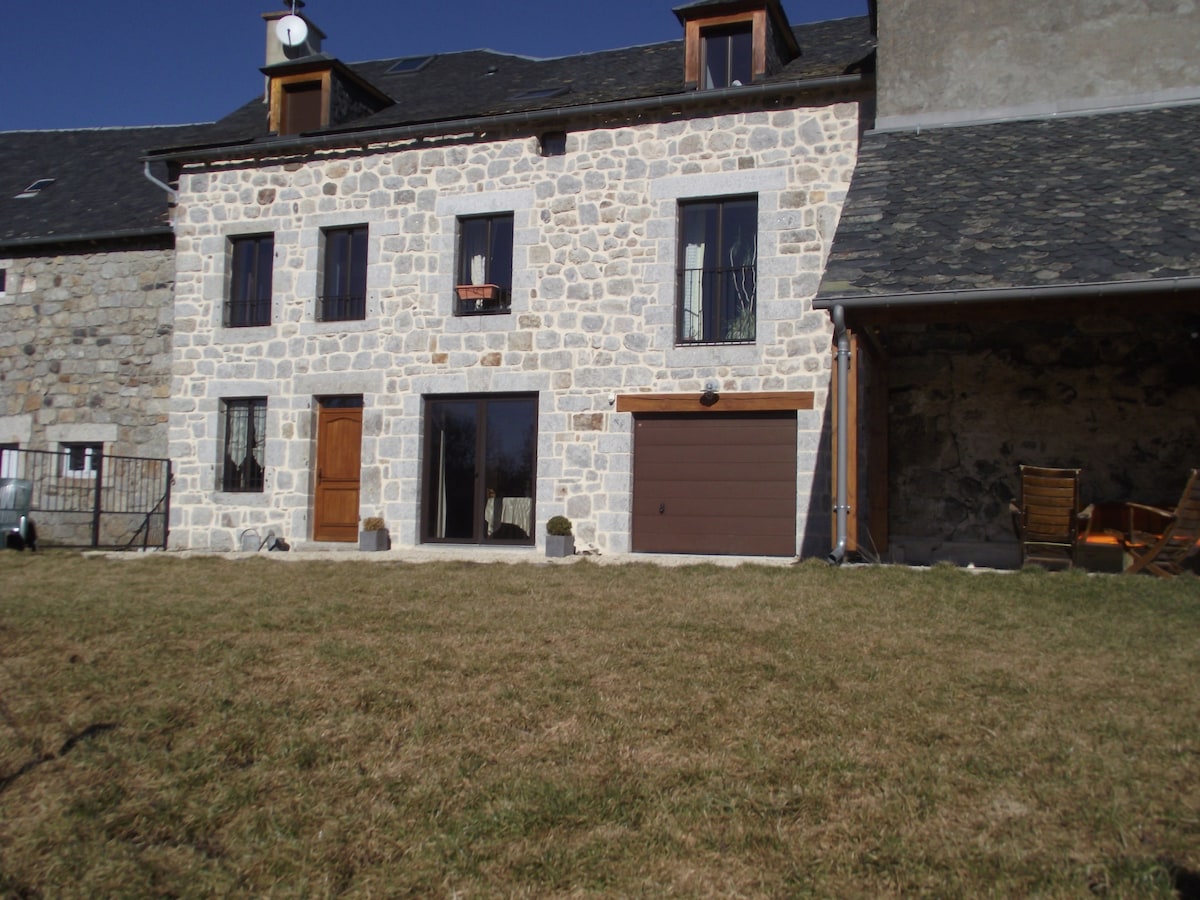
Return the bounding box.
[0,552,1198,897]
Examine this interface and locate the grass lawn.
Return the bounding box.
[0,552,1198,897]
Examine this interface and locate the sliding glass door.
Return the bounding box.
[423,395,537,544]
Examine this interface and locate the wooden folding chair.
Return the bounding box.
[1123,469,1200,577]
[1009,465,1092,569]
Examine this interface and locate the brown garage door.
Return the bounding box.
[631,412,797,556]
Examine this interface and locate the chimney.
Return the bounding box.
[263,1,325,67]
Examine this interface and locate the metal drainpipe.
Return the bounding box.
[828,304,850,565]
[142,161,177,203]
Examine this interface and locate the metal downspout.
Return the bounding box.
[142,161,177,202]
[828,304,850,564]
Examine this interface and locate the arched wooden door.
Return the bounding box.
[313,397,362,542]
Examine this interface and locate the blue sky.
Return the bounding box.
[1,0,868,132]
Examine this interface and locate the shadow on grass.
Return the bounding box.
[0,722,117,794]
[1168,861,1200,900]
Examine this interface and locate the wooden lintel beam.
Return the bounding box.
[615,391,814,413]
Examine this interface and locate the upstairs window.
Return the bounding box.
[320,225,368,322]
[0,443,19,479]
[221,398,267,493]
[282,80,323,134]
[455,213,514,315]
[677,196,758,344]
[702,24,753,88]
[61,442,102,478]
[227,234,274,328]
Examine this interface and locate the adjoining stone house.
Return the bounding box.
[0,115,264,545]
[814,0,1200,568]
[148,0,877,556]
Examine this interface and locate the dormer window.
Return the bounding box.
[702,23,753,88]
[676,0,799,91]
[269,72,329,135]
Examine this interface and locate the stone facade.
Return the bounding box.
[168,102,861,554]
[0,242,175,458]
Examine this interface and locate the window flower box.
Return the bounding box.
[455,283,501,302]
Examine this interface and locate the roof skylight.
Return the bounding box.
[15,178,55,199]
[509,86,570,101]
[386,55,434,74]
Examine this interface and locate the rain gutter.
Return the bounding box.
[0,226,173,253]
[812,275,1200,311]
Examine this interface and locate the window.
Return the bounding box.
[539,131,567,157]
[61,443,101,478]
[320,225,368,321]
[455,214,514,315]
[15,178,55,199]
[509,86,570,101]
[386,55,434,74]
[221,398,267,493]
[0,269,6,293]
[282,80,323,134]
[0,444,18,479]
[677,196,758,344]
[423,395,537,545]
[227,234,274,327]
[702,24,753,89]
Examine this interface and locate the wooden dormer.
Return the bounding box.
[674,0,800,90]
[264,58,393,136]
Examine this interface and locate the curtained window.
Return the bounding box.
[221,398,267,492]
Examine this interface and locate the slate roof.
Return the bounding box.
[155,16,874,153]
[0,16,873,248]
[816,104,1200,302]
[0,113,261,251]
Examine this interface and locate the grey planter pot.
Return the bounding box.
[358,529,389,551]
[545,534,574,558]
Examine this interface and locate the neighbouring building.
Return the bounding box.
[815,0,1200,567]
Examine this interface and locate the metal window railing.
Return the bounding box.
[318,293,367,322]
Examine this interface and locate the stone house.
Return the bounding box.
[148,0,877,556]
[815,0,1200,567]
[0,118,260,545]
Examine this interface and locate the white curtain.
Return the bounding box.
[682,241,705,341]
[471,253,486,285]
[435,429,447,538]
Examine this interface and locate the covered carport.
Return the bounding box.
[814,105,1200,567]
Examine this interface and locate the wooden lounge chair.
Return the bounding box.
[1122,469,1200,577]
[1009,465,1092,569]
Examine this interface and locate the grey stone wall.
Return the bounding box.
[0,243,174,459]
[878,0,1200,129]
[168,103,861,554]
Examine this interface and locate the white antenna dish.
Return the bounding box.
[276,14,309,48]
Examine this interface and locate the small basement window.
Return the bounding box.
[15,178,55,199]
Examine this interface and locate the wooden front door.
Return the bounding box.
[313,398,362,542]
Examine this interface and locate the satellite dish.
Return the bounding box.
[275,14,309,48]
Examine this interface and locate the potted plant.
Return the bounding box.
[359,516,389,551]
[545,515,574,558]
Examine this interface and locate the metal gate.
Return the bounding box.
[0,448,171,550]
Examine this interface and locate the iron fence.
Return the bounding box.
[0,448,171,550]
